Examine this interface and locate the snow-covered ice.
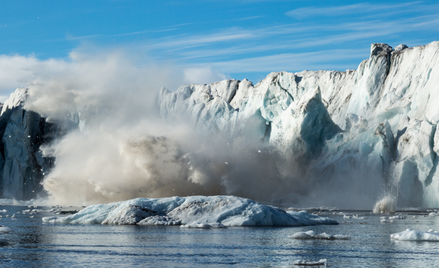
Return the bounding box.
[391,229,439,241]
[42,196,338,227]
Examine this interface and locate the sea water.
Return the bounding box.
[1,205,439,267]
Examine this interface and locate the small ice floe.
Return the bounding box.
[428,212,438,217]
[289,230,350,240]
[389,215,406,220]
[0,209,7,213]
[391,229,439,241]
[343,214,365,220]
[380,217,392,223]
[0,226,12,233]
[293,259,327,266]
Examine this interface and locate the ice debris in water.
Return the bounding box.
[343,214,365,219]
[0,226,12,233]
[289,230,350,240]
[293,259,327,266]
[42,196,338,227]
[391,229,439,241]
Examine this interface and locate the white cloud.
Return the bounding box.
[183,66,229,84]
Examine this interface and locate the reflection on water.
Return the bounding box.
[1,206,439,267]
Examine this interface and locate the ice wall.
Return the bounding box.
[160,41,439,208]
[0,88,59,200]
[1,41,439,209]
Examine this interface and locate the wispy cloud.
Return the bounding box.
[65,34,103,41]
[208,48,367,73]
[286,2,423,19]
[54,1,439,82]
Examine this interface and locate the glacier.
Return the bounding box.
[42,195,338,227]
[159,41,439,209]
[0,88,58,200]
[0,41,439,210]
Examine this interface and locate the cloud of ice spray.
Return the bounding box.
[13,47,308,206]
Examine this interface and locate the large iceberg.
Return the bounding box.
[42,195,338,227]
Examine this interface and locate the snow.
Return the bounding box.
[391,229,439,241]
[42,195,338,227]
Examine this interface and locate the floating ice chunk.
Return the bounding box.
[289,230,350,240]
[391,229,439,241]
[389,215,406,220]
[343,214,365,219]
[293,259,327,266]
[290,230,315,239]
[0,226,12,233]
[380,217,390,223]
[42,216,59,223]
[428,212,438,217]
[41,196,338,227]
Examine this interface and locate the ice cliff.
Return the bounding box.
[160,41,439,208]
[2,41,439,209]
[0,88,58,200]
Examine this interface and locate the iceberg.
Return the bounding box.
[42,195,338,227]
[391,229,439,241]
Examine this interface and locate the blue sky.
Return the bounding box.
[1,0,439,99]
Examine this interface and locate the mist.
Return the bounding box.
[3,48,304,206]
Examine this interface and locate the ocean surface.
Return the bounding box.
[1,205,439,267]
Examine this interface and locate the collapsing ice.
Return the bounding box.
[1,42,439,209]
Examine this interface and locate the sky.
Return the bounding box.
[0,0,439,101]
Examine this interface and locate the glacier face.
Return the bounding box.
[1,41,439,209]
[159,41,439,208]
[0,88,58,200]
